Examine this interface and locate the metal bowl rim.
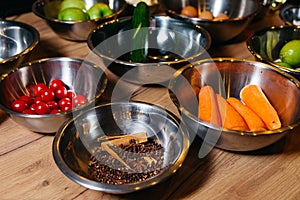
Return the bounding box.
[52,101,190,193]
[0,57,108,118]
[169,57,300,137]
[0,20,40,63]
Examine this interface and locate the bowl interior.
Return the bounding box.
[170,59,300,131]
[0,20,39,61]
[88,16,210,65]
[53,102,189,193]
[247,26,300,74]
[0,57,107,112]
[280,5,300,26]
[161,0,258,20]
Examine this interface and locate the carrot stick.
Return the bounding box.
[190,68,201,95]
[240,84,281,130]
[216,94,248,131]
[198,85,221,126]
[227,97,266,132]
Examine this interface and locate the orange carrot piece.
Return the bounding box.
[216,94,248,131]
[227,97,266,132]
[198,85,221,126]
[240,84,281,130]
[190,68,201,95]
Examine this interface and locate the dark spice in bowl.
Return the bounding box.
[88,137,166,185]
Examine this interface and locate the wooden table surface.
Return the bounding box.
[1,5,300,200]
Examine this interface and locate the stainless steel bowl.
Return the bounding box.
[52,101,190,194]
[247,25,300,80]
[280,5,300,26]
[32,0,127,41]
[160,0,260,44]
[0,20,39,75]
[169,58,300,152]
[0,57,108,133]
[87,15,211,85]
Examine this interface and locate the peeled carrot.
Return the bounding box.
[227,97,266,132]
[198,85,221,126]
[216,94,248,131]
[190,68,201,95]
[240,84,281,130]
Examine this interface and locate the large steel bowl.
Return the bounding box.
[0,20,39,75]
[32,0,127,41]
[0,57,108,133]
[52,101,190,194]
[169,58,300,152]
[160,0,260,44]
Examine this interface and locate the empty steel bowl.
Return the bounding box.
[32,0,127,41]
[247,25,300,80]
[0,20,39,75]
[52,101,190,194]
[160,0,260,44]
[0,57,108,133]
[169,58,300,152]
[280,5,300,26]
[87,15,211,85]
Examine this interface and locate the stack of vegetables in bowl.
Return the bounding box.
[169,58,300,152]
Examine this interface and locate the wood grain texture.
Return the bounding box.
[0,8,299,200]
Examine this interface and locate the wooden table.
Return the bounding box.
[1,6,300,200]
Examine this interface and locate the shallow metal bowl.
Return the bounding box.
[160,0,260,44]
[169,58,300,152]
[32,0,127,41]
[247,25,300,80]
[280,5,300,26]
[52,101,190,194]
[0,57,107,133]
[87,15,211,85]
[0,20,39,75]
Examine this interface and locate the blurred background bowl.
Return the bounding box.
[87,15,211,85]
[0,57,108,134]
[52,101,190,194]
[247,25,300,80]
[169,58,300,152]
[159,0,260,44]
[280,4,300,26]
[0,20,39,75]
[32,0,127,41]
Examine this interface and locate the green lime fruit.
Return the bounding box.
[274,61,293,69]
[279,40,300,67]
[58,7,89,21]
[60,0,86,11]
[87,3,113,20]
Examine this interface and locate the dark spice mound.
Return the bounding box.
[88,138,166,185]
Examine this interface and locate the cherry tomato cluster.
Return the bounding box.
[11,79,87,115]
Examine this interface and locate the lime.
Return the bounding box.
[279,40,300,67]
[87,3,113,20]
[60,0,86,11]
[58,7,89,21]
[274,61,292,69]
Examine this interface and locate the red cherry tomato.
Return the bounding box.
[19,95,32,104]
[50,108,62,114]
[30,104,37,112]
[58,97,72,108]
[60,103,73,112]
[35,102,50,114]
[22,109,36,114]
[26,84,36,98]
[47,101,58,110]
[34,83,47,97]
[55,86,68,99]
[49,79,65,91]
[34,96,43,104]
[11,100,28,113]
[40,88,55,102]
[67,90,76,99]
[73,94,87,107]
